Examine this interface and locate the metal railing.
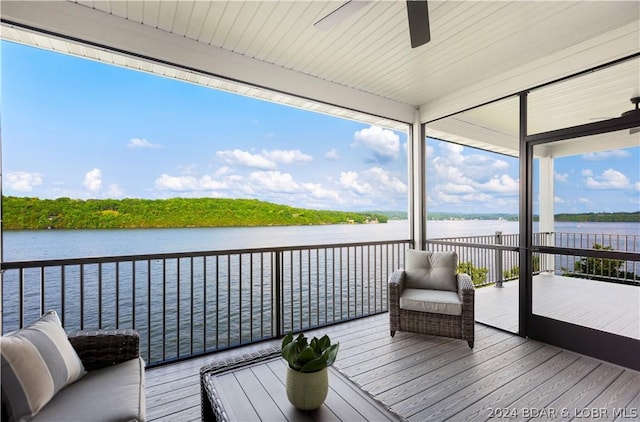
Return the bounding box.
[1,239,410,366]
[3,230,638,366]
[426,231,640,287]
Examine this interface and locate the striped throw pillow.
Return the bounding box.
[1,310,85,421]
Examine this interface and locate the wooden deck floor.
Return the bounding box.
[476,274,640,339]
[146,313,640,421]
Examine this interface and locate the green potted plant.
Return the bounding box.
[281,332,339,410]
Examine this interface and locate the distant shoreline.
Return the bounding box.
[2,196,638,230]
[423,211,640,223]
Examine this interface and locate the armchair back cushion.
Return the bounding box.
[0,311,85,422]
[404,250,458,292]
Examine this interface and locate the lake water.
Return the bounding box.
[2,220,639,261]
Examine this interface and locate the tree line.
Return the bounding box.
[1,196,388,230]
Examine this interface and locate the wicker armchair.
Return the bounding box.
[67,329,141,370]
[389,250,475,348]
[2,325,144,422]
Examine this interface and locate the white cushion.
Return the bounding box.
[1,310,85,421]
[399,288,462,316]
[404,250,458,292]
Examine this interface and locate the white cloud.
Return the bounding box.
[127,138,161,149]
[339,171,373,196]
[6,171,43,192]
[582,169,593,177]
[337,167,406,199]
[554,196,565,203]
[362,167,407,194]
[476,175,519,194]
[262,149,313,165]
[154,174,227,191]
[302,183,341,201]
[84,168,102,192]
[352,126,400,160]
[578,197,592,204]
[431,143,508,184]
[106,184,125,198]
[441,183,475,194]
[585,169,630,189]
[461,192,493,203]
[555,172,569,182]
[582,150,630,161]
[324,149,340,160]
[427,142,520,211]
[425,145,435,158]
[248,171,299,192]
[217,149,277,170]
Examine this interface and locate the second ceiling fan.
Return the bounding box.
[314,1,431,48]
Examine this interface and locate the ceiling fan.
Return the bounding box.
[590,97,640,135]
[314,1,431,48]
[621,97,639,134]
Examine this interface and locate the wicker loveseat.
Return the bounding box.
[389,250,475,348]
[1,311,145,422]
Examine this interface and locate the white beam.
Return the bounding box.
[419,21,640,124]
[426,117,519,157]
[1,1,416,124]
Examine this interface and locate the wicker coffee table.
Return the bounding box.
[200,347,401,421]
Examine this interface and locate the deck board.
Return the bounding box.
[476,274,640,339]
[146,313,640,421]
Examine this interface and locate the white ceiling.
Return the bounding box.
[1,1,639,156]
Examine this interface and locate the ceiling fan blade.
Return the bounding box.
[314,1,371,31]
[406,0,431,48]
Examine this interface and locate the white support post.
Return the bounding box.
[410,109,425,250]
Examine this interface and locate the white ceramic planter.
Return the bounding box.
[285,366,329,410]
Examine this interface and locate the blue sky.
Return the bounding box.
[2,41,639,214]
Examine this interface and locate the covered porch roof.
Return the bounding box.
[2,1,639,157]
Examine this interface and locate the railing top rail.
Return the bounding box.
[1,238,413,270]
[426,239,519,252]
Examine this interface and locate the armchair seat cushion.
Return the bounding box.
[30,357,145,422]
[399,288,462,316]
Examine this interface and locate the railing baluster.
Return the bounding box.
[177,258,181,357]
[162,258,166,362]
[115,262,119,328]
[19,268,24,328]
[132,261,136,331]
[274,251,281,338]
[60,266,65,326]
[215,255,219,349]
[80,263,84,330]
[98,263,102,329]
[147,259,151,363]
[40,267,45,316]
[298,250,302,329]
[307,249,311,325]
[226,255,230,347]
[203,256,208,351]
[190,256,194,356]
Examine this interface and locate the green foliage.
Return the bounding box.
[281,332,339,373]
[1,196,389,230]
[554,212,640,223]
[503,256,540,280]
[457,261,489,287]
